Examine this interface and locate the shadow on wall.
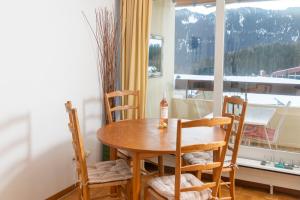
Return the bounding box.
[0,114,31,182]
[0,99,104,199]
[0,113,75,199]
[82,97,104,163]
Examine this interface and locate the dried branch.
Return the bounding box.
[82,8,119,123]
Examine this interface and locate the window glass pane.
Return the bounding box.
[148,35,163,78]
[224,0,300,169]
[174,3,216,101]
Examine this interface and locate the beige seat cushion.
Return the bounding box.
[88,159,132,183]
[183,152,212,165]
[183,152,231,168]
[148,173,212,200]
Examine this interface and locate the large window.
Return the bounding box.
[172,0,300,172]
[223,0,300,172]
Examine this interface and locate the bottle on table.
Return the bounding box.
[159,90,168,128]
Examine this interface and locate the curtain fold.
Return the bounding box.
[121,0,152,118]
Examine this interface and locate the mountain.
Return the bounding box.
[175,7,300,75]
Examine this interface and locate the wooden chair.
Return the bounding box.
[243,101,291,149]
[105,90,164,175]
[183,96,247,200]
[105,90,140,124]
[65,101,132,200]
[219,96,247,199]
[145,117,234,200]
[105,90,140,161]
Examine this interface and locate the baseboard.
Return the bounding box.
[46,183,78,200]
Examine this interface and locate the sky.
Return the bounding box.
[176,0,300,15]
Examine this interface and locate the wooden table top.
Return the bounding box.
[97,118,226,154]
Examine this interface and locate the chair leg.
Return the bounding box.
[126,180,132,200]
[218,181,222,199]
[144,186,150,200]
[82,185,90,200]
[230,170,236,200]
[158,156,164,176]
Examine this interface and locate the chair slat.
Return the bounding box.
[110,105,139,112]
[181,142,225,154]
[223,113,241,121]
[180,182,216,192]
[181,117,232,128]
[223,96,245,105]
[106,90,139,98]
[181,162,222,172]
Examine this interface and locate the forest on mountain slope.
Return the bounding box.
[175,7,300,76]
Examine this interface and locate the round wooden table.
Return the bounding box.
[97,118,226,200]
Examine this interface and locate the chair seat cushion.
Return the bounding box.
[148,173,212,200]
[183,152,212,165]
[183,152,231,168]
[88,159,132,183]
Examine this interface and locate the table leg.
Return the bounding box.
[158,155,164,176]
[110,147,118,195]
[213,147,221,197]
[132,152,141,200]
[110,147,117,160]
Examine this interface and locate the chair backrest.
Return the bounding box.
[105,90,140,123]
[65,101,90,200]
[175,117,234,200]
[222,96,247,166]
[273,101,291,146]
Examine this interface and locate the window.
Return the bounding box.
[173,0,300,171]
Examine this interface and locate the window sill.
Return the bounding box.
[237,157,300,176]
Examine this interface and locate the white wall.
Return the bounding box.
[0,0,112,199]
[147,0,175,118]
